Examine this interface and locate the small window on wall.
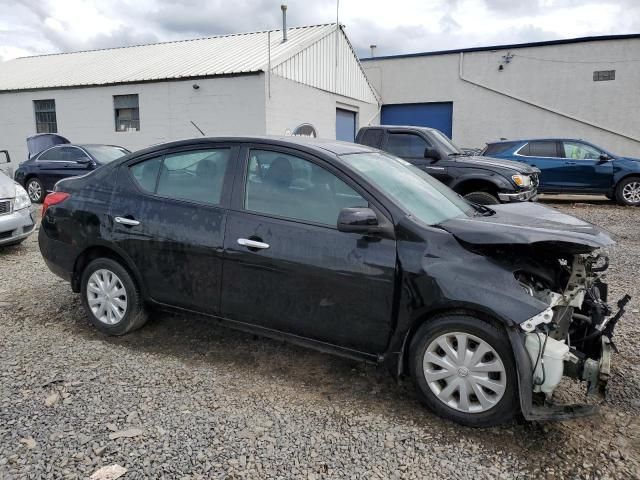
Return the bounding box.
[34,99,58,133]
[593,70,615,81]
[114,94,140,132]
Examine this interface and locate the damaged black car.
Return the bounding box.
[38,137,628,427]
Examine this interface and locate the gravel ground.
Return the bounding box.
[1,200,639,479]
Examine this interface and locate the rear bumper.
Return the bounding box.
[498,188,538,202]
[38,227,76,283]
[0,206,36,246]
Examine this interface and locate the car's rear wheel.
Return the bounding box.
[80,258,148,335]
[409,314,518,427]
[615,177,640,206]
[463,191,500,205]
[26,177,45,203]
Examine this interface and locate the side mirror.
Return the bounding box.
[76,157,92,165]
[337,207,380,234]
[424,147,441,161]
[598,154,611,162]
[0,150,9,164]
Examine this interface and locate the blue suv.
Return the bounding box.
[483,138,640,206]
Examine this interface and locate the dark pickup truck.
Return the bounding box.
[356,126,539,205]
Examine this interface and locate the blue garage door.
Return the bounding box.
[381,102,453,138]
[336,108,357,142]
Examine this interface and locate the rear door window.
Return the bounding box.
[130,149,231,205]
[359,129,384,148]
[386,133,430,158]
[244,150,367,226]
[38,147,64,161]
[521,141,559,157]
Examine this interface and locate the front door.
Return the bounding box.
[109,144,238,313]
[383,131,449,183]
[35,146,74,191]
[560,141,613,192]
[221,147,397,354]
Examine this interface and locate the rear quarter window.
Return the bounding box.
[359,129,383,148]
[483,142,519,156]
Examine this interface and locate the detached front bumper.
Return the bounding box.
[0,205,36,246]
[498,188,538,202]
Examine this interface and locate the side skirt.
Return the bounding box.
[147,300,380,364]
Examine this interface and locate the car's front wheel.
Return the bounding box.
[615,176,640,206]
[463,191,500,205]
[409,314,518,427]
[26,177,45,203]
[80,258,148,336]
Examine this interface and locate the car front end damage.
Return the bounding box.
[508,248,629,419]
[438,202,630,420]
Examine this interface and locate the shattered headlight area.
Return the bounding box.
[517,252,630,406]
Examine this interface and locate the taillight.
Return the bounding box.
[42,192,70,218]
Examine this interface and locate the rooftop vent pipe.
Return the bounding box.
[281,4,288,43]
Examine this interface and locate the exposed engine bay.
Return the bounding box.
[512,250,630,402]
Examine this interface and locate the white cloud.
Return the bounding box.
[0,0,638,61]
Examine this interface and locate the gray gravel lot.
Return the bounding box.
[1,199,639,479]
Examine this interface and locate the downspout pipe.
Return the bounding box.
[458,52,640,144]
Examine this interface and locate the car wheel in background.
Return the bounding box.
[26,177,45,203]
[408,314,518,427]
[80,258,148,336]
[463,191,500,205]
[616,177,640,206]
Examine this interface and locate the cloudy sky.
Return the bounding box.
[1,0,638,61]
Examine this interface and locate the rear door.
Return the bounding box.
[560,141,613,192]
[515,141,566,191]
[34,146,72,191]
[109,143,239,313]
[221,145,397,354]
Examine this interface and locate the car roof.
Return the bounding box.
[487,138,588,145]
[126,136,377,158]
[78,144,129,149]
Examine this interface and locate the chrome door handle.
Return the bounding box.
[237,238,270,250]
[115,216,140,226]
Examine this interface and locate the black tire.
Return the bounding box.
[615,176,640,206]
[408,314,518,427]
[80,258,148,336]
[25,177,45,203]
[463,191,500,205]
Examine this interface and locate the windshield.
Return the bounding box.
[430,130,462,156]
[342,152,474,225]
[83,145,129,164]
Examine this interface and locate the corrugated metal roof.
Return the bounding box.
[0,24,337,92]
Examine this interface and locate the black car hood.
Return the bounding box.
[439,202,613,250]
[457,155,539,174]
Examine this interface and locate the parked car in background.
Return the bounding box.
[14,134,130,203]
[356,126,540,205]
[39,136,626,426]
[483,138,640,206]
[0,169,35,247]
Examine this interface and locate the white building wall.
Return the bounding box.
[0,75,266,169]
[265,75,378,139]
[363,38,640,156]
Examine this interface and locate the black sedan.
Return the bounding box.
[14,143,130,203]
[38,136,625,426]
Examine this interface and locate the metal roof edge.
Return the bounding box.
[360,33,640,62]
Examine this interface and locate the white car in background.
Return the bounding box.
[0,166,36,247]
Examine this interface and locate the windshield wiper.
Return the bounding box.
[470,203,496,216]
[447,152,463,157]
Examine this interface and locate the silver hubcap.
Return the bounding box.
[27,180,41,201]
[423,332,507,413]
[87,269,127,325]
[622,182,640,204]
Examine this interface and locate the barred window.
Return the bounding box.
[34,99,58,133]
[114,94,140,132]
